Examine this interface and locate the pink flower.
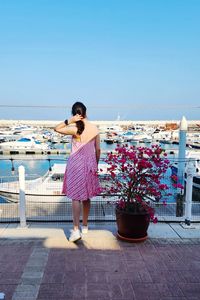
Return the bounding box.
[171,174,178,182]
[103,143,171,221]
[153,217,158,224]
[162,200,167,206]
[173,183,184,189]
[159,184,168,190]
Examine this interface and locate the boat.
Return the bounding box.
[104,132,121,144]
[171,151,200,189]
[121,131,135,142]
[131,132,153,143]
[0,136,49,151]
[11,124,36,135]
[0,163,108,203]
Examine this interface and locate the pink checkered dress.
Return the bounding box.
[62,138,100,201]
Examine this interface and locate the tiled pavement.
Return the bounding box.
[0,222,200,300]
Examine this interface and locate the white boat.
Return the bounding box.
[0,163,108,203]
[121,131,135,142]
[171,151,200,189]
[131,132,153,143]
[0,136,49,151]
[11,124,36,135]
[187,133,200,145]
[152,130,173,142]
[104,132,123,144]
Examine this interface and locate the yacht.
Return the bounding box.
[0,136,49,151]
[11,124,36,135]
[131,132,153,143]
[0,163,108,203]
[171,151,200,189]
[121,131,135,142]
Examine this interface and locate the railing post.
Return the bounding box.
[185,160,195,226]
[176,116,187,216]
[18,165,27,228]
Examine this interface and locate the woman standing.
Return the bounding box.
[54,102,101,242]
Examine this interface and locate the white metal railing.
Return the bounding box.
[0,163,200,223]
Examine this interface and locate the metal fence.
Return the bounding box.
[0,157,200,223]
[1,197,200,223]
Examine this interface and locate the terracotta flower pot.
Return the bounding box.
[115,207,150,242]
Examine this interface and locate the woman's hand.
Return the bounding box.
[68,114,83,124]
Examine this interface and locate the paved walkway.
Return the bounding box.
[0,222,200,300]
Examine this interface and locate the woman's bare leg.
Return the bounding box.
[72,200,81,230]
[82,199,90,226]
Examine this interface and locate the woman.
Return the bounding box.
[54,102,101,242]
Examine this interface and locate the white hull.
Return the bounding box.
[0,163,108,203]
[0,136,49,151]
[0,190,69,203]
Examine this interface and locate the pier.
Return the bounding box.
[0,148,185,156]
[0,149,70,156]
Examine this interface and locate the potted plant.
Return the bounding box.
[101,144,171,242]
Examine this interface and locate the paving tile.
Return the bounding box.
[145,260,168,272]
[159,296,187,300]
[178,283,200,298]
[125,259,148,272]
[86,260,127,273]
[149,269,181,283]
[166,283,185,297]
[15,283,39,294]
[86,271,108,283]
[37,283,65,299]
[119,279,136,299]
[41,271,65,284]
[72,283,86,299]
[148,223,179,238]
[128,271,142,283]
[107,272,131,285]
[170,223,200,239]
[109,283,123,299]
[63,271,86,285]
[0,272,22,285]
[122,248,143,261]
[177,270,200,283]
[86,283,110,299]
[138,268,153,283]
[132,283,160,299]
[156,283,177,297]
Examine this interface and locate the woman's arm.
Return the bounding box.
[54,115,83,135]
[95,134,101,164]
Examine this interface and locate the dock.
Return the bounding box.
[0,149,70,156]
[0,147,199,157]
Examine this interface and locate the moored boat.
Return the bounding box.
[0,136,49,151]
[0,163,108,203]
[171,151,200,189]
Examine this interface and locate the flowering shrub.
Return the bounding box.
[170,174,184,189]
[102,144,171,223]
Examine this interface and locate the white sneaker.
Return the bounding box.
[82,225,88,234]
[69,229,82,242]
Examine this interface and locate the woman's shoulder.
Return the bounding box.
[82,122,99,140]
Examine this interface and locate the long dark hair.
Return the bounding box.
[71,102,86,135]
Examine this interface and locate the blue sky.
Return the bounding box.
[0,0,199,121]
